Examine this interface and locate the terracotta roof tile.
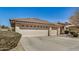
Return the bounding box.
[12,18,48,23]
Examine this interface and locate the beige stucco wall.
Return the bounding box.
[15,27,59,37]
[0,28,9,31]
[50,30,57,36]
[49,27,60,36]
[16,27,48,37]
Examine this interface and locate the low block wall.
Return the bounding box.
[15,27,58,37]
[15,27,48,37]
[50,30,57,36]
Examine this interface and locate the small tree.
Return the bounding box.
[69,11,79,26]
[64,30,69,34]
[73,32,78,37]
[1,25,5,28]
[1,25,8,28]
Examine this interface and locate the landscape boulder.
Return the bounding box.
[0,31,21,51]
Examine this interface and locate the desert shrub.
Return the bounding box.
[0,31,21,51]
[64,30,69,34]
[70,31,75,35]
[72,32,78,37]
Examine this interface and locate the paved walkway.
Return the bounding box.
[11,36,79,51]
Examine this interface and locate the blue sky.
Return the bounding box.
[0,7,78,26]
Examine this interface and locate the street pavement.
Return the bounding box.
[14,36,79,51]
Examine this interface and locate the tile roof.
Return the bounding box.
[12,18,48,23]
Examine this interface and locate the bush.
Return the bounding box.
[70,32,75,35]
[0,31,21,51]
[64,30,69,34]
[72,32,78,37]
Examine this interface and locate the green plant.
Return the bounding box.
[72,32,78,37]
[64,30,69,34]
[70,31,75,35]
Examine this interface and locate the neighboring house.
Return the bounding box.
[0,25,10,31]
[10,18,64,31]
[65,25,79,33]
[10,18,49,31]
[10,18,64,37]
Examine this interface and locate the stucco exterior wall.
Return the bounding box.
[50,30,57,36]
[0,28,9,31]
[15,27,59,37]
[16,27,48,37]
[49,27,60,36]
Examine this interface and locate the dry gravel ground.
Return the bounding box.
[11,36,79,51]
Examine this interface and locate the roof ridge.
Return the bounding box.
[12,18,48,23]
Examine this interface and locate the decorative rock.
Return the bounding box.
[0,31,21,51]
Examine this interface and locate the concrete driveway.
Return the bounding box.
[15,36,79,51]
